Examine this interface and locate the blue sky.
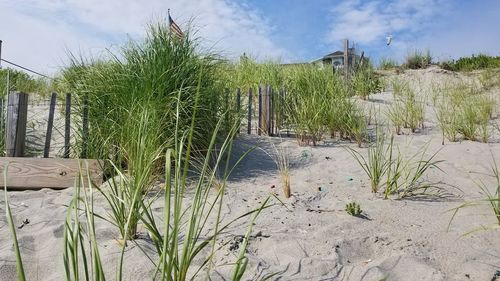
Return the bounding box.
[1,0,499,74]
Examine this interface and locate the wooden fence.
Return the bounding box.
[234,84,289,137]
[1,91,85,159]
[0,91,102,189]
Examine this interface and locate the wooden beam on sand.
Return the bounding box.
[0,157,103,190]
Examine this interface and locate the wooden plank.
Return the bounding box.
[0,157,103,190]
[64,93,71,158]
[6,92,28,157]
[44,92,57,158]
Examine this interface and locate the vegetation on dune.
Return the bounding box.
[345,201,363,217]
[348,130,444,199]
[449,154,500,233]
[404,50,432,69]
[433,81,496,143]
[440,54,500,72]
[284,65,337,145]
[479,68,500,90]
[270,141,291,198]
[387,77,425,134]
[60,22,226,162]
[221,56,384,147]
[4,64,272,281]
[352,63,382,100]
[378,57,399,70]
[0,68,51,96]
[7,14,500,280]
[3,20,278,280]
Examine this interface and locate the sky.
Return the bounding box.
[1,0,499,75]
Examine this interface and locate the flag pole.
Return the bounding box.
[168,9,171,38]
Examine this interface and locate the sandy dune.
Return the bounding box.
[1,68,500,281]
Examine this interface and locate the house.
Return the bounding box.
[311,48,363,71]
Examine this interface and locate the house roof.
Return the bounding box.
[323,51,344,58]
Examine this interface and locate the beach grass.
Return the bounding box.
[347,129,389,193]
[405,50,432,69]
[434,81,496,143]
[448,154,500,233]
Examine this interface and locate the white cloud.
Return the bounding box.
[0,0,290,75]
[325,0,449,58]
[326,0,500,62]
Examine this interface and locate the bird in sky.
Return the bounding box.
[386,34,393,46]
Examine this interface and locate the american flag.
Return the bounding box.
[168,10,184,39]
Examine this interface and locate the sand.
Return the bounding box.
[1,68,500,281]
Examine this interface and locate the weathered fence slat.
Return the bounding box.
[269,86,274,136]
[81,95,89,158]
[247,88,252,135]
[6,92,28,157]
[224,88,230,131]
[258,86,262,136]
[64,93,71,158]
[43,92,57,158]
[263,85,270,135]
[0,96,4,144]
[236,88,241,133]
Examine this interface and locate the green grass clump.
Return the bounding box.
[0,68,51,96]
[345,202,363,216]
[378,58,398,70]
[346,108,368,148]
[284,65,340,145]
[405,50,432,69]
[3,168,26,281]
[440,54,500,72]
[271,142,291,198]
[387,100,405,135]
[434,82,496,143]
[348,130,389,193]
[349,132,444,198]
[387,78,425,134]
[449,154,500,233]
[99,104,165,239]
[479,68,500,90]
[61,21,225,162]
[63,163,105,281]
[352,64,382,100]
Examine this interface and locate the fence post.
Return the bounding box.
[81,95,89,159]
[236,88,241,134]
[0,96,4,149]
[258,86,262,136]
[64,93,71,158]
[43,92,57,158]
[269,86,273,136]
[285,89,290,137]
[224,88,229,132]
[344,38,349,76]
[261,85,270,135]
[247,88,252,135]
[6,92,28,157]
